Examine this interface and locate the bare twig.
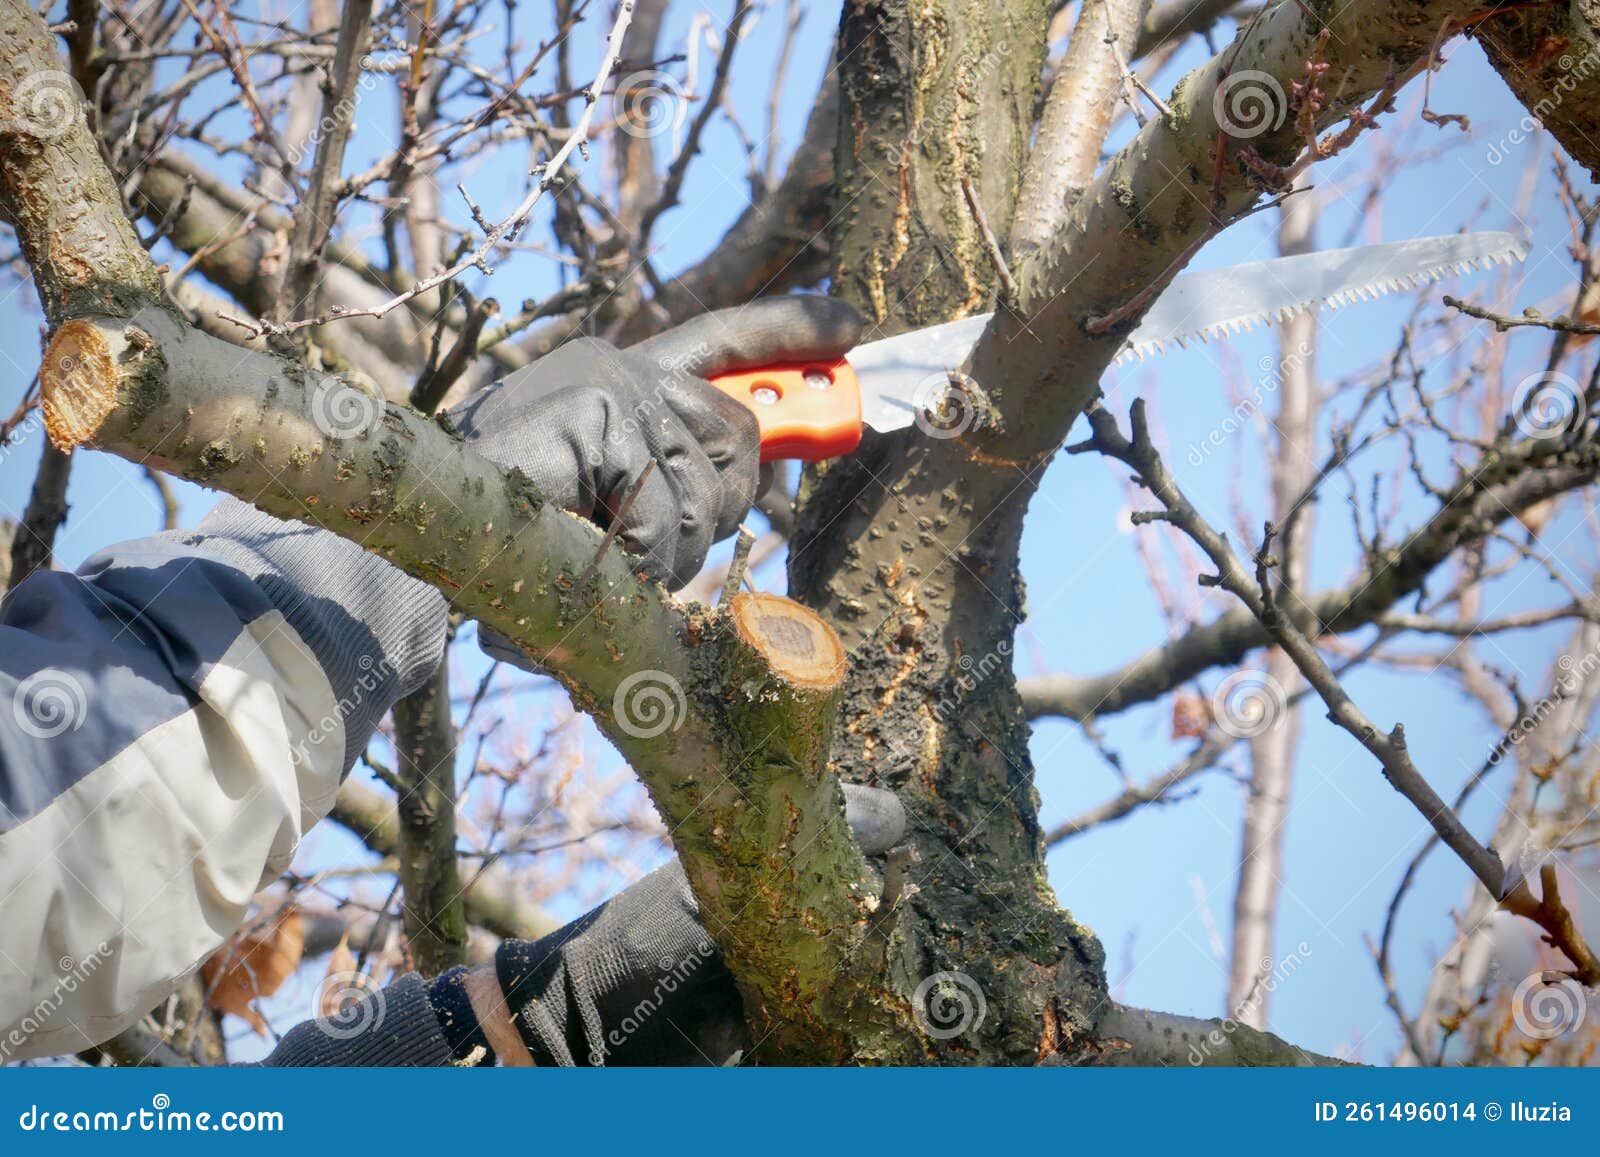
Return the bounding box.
[255,0,638,337]
[959,174,1018,308]
[718,524,757,610]
[1443,294,1600,336]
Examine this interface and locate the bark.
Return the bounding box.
[9,441,71,584]
[1012,0,1150,253]
[0,13,160,321]
[800,0,1108,1067]
[1478,2,1600,181]
[803,0,1548,1065]
[391,662,469,976]
[277,0,374,336]
[1098,1003,1347,1066]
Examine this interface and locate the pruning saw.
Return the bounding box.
[709,232,1529,462]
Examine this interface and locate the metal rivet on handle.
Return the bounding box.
[751,384,780,405]
[803,369,833,390]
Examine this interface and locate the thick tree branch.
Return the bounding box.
[1012,0,1151,252]
[1477,2,1600,181]
[1096,1002,1348,1066]
[2,0,912,1064]
[964,0,1497,463]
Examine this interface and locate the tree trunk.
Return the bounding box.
[797,0,1109,1064]
[1227,179,1317,1026]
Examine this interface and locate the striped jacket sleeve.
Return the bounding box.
[0,498,447,1060]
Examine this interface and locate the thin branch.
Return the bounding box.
[252,0,638,337]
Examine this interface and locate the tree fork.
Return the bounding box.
[37,306,924,1060]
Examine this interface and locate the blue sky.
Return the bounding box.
[2,3,1595,1062]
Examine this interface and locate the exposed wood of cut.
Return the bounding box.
[727,592,845,691]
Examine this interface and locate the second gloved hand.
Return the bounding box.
[448,296,862,589]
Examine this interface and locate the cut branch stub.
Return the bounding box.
[727,591,845,694]
[719,591,846,776]
[40,316,128,451]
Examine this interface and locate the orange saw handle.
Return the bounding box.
[708,358,862,463]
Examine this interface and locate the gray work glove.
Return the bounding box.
[269,784,906,1067]
[448,296,862,589]
[491,782,906,1066]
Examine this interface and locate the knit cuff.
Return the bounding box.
[189,497,450,769]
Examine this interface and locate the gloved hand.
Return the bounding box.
[426,782,906,1067]
[448,296,863,589]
